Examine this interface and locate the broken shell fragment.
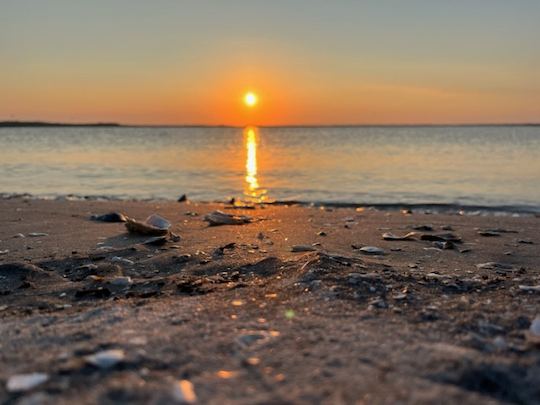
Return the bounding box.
[413,225,433,231]
[85,349,125,369]
[382,232,416,241]
[432,241,454,250]
[125,214,171,236]
[141,236,168,246]
[475,262,514,271]
[111,256,135,265]
[213,242,236,258]
[290,245,317,252]
[91,212,127,222]
[518,285,540,292]
[420,233,461,243]
[6,373,49,392]
[482,228,518,234]
[204,210,251,226]
[477,230,500,237]
[358,246,385,255]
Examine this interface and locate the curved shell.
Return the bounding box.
[125,214,171,236]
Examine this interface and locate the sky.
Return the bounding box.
[1,0,539,126]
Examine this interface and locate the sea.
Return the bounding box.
[1,125,539,212]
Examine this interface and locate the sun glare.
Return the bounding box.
[244,92,258,107]
[245,127,259,192]
[243,126,267,202]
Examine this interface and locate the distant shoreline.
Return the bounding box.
[0,121,120,127]
[1,121,539,128]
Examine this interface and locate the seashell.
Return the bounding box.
[91,212,127,222]
[358,246,385,255]
[477,230,500,237]
[204,210,251,226]
[482,228,518,234]
[85,349,125,369]
[290,245,317,252]
[110,256,134,265]
[413,225,433,231]
[6,373,49,392]
[141,236,168,246]
[382,232,416,241]
[420,233,461,243]
[518,285,540,292]
[433,241,454,250]
[125,214,171,236]
[475,262,514,271]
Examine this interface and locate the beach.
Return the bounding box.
[1,196,539,404]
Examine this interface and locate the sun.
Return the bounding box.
[243,92,258,107]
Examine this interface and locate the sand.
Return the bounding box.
[0,197,539,404]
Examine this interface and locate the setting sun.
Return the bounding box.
[243,92,258,107]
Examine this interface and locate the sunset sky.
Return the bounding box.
[1,1,539,126]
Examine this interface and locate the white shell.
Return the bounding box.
[6,373,49,392]
[85,349,125,369]
[359,246,385,255]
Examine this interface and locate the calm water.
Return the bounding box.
[0,126,539,210]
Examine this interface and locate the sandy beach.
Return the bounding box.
[0,197,539,404]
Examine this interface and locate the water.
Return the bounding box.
[0,125,539,211]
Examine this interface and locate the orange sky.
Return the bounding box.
[1,1,539,125]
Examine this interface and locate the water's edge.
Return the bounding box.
[3,192,538,216]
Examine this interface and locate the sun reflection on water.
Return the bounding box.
[243,126,266,201]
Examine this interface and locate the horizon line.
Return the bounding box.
[1,120,540,128]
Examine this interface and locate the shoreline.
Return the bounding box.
[2,192,539,215]
[0,197,539,403]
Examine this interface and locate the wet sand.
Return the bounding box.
[0,197,539,404]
